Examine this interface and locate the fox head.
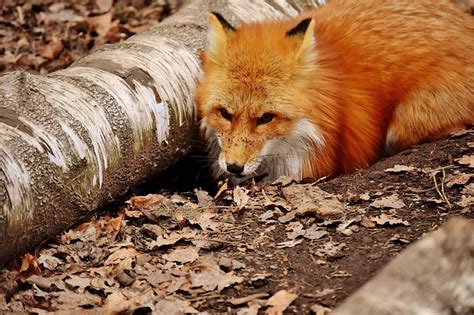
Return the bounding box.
[196,12,327,181]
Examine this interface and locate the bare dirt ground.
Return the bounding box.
[0,1,473,314]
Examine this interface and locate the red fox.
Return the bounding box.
[195,0,474,182]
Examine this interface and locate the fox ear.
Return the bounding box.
[210,12,236,32]
[207,12,235,57]
[287,18,317,70]
[287,18,313,37]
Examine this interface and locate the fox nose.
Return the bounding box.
[226,163,244,175]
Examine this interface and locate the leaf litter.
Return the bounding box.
[2,138,473,313]
[0,2,473,312]
[0,0,183,75]
[265,290,298,315]
[369,193,406,209]
[384,164,418,173]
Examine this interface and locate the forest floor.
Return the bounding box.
[0,1,473,314]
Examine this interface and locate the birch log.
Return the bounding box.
[0,0,326,265]
[333,217,474,315]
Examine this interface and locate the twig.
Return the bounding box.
[440,169,451,208]
[432,170,451,208]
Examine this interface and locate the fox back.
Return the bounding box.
[196,0,474,182]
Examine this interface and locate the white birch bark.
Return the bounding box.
[0,0,325,264]
[333,217,474,315]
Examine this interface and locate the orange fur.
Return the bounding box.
[196,0,474,182]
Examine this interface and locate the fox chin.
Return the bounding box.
[201,116,325,183]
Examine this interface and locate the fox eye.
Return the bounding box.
[257,113,275,125]
[219,108,232,121]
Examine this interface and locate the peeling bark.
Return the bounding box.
[0,0,325,264]
[333,217,474,315]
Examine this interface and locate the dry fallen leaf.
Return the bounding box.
[276,239,304,248]
[229,293,270,306]
[370,194,406,209]
[456,155,474,168]
[188,261,243,292]
[148,229,197,250]
[94,0,113,13]
[445,173,472,188]
[154,297,198,314]
[214,180,229,199]
[19,254,41,279]
[370,213,410,226]
[65,275,91,293]
[286,222,305,240]
[237,301,264,315]
[195,189,214,207]
[311,304,332,315]
[44,9,85,23]
[278,211,296,223]
[107,214,124,243]
[165,277,188,294]
[314,241,347,258]
[129,193,207,226]
[146,271,173,288]
[304,224,328,240]
[262,192,291,211]
[233,186,250,209]
[26,274,66,291]
[128,193,174,211]
[462,183,474,195]
[103,292,141,315]
[187,211,223,232]
[272,176,296,187]
[127,194,174,221]
[52,290,102,311]
[88,12,118,42]
[456,195,473,207]
[359,192,371,201]
[360,216,377,228]
[310,288,337,299]
[218,257,246,272]
[124,209,144,218]
[104,247,139,267]
[281,184,345,218]
[163,247,199,264]
[37,254,63,271]
[40,37,63,60]
[265,290,298,315]
[259,210,276,221]
[336,217,362,236]
[61,222,97,243]
[384,164,417,173]
[107,215,123,232]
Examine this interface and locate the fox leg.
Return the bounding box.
[386,87,474,154]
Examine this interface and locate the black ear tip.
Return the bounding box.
[287,18,313,36]
[210,11,236,31]
[210,11,224,20]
